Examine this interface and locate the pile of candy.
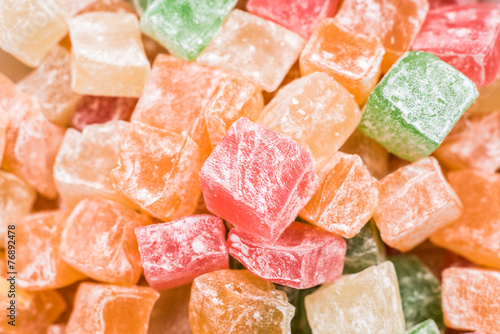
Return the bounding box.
[1,0,500,333]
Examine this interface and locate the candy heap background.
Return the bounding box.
[0,0,499,333]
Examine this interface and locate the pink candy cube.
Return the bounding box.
[227,222,346,289]
[135,214,228,290]
[200,118,319,243]
[413,4,500,87]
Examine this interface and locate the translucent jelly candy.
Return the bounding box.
[200,118,319,243]
[442,267,500,333]
[0,281,66,334]
[54,121,133,208]
[135,215,228,290]
[246,0,338,38]
[403,319,440,334]
[300,19,385,105]
[189,270,295,333]
[148,284,192,334]
[0,170,36,242]
[430,170,500,269]
[0,0,67,67]
[198,9,305,92]
[434,112,500,173]
[374,157,462,252]
[204,72,264,149]
[69,12,150,97]
[227,221,346,289]
[334,0,429,72]
[71,95,136,131]
[132,55,227,160]
[412,4,500,87]
[17,210,86,290]
[141,0,237,60]
[112,121,201,221]
[343,220,386,275]
[66,0,136,16]
[358,51,478,161]
[17,46,81,126]
[305,261,405,334]
[46,324,66,334]
[61,197,150,285]
[430,0,477,8]
[300,152,379,238]
[66,282,159,334]
[257,72,361,171]
[390,256,444,331]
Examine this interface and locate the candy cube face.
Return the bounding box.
[246,0,337,38]
[404,320,440,334]
[442,268,500,333]
[430,170,500,269]
[61,197,150,285]
[200,118,319,243]
[135,215,228,290]
[204,73,264,149]
[69,12,150,97]
[71,95,137,131]
[257,72,361,170]
[300,19,385,105]
[374,157,462,252]
[305,261,405,334]
[54,121,133,209]
[390,256,444,331]
[0,0,67,67]
[359,51,478,161]
[67,283,159,334]
[301,153,379,238]
[17,211,86,290]
[189,270,295,334]
[412,4,500,87]
[198,10,305,92]
[132,55,227,160]
[17,46,81,126]
[227,222,346,289]
[334,0,429,72]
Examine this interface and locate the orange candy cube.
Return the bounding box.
[148,284,192,334]
[442,267,500,333]
[300,19,385,105]
[111,121,201,221]
[374,157,462,251]
[66,283,159,334]
[17,210,86,291]
[300,152,379,238]
[60,197,150,285]
[430,170,500,269]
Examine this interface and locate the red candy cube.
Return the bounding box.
[227,222,346,289]
[413,4,500,87]
[135,214,228,290]
[200,117,319,243]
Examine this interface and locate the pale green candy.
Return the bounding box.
[404,319,440,334]
[130,0,154,14]
[140,0,237,60]
[359,51,478,161]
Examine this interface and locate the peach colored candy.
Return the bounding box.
[334,0,429,72]
[46,324,66,334]
[257,72,361,171]
[300,152,379,238]
[374,157,463,252]
[204,72,264,148]
[17,46,81,126]
[61,197,150,285]
[430,170,500,269]
[66,0,136,16]
[132,55,227,160]
[148,284,192,334]
[0,112,7,165]
[66,283,159,334]
[17,210,86,291]
[0,49,33,83]
[442,267,500,333]
[467,72,500,116]
[112,121,202,221]
[434,112,500,173]
[300,18,385,105]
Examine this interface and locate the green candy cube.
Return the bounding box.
[404,319,440,334]
[359,51,478,161]
[390,256,444,332]
[140,0,237,60]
